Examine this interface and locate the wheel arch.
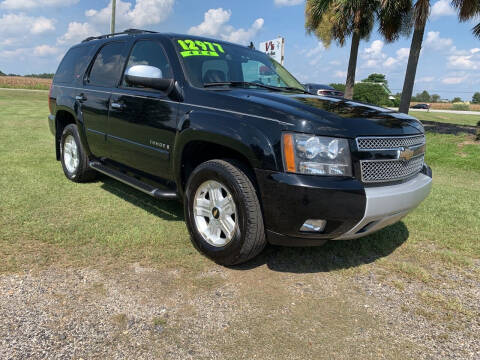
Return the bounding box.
[173,110,279,197]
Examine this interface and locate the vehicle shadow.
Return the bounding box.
[96,175,408,273]
[235,222,409,273]
[99,175,184,222]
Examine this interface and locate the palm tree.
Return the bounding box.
[398,0,431,114]
[452,0,480,38]
[305,0,411,100]
[305,0,378,99]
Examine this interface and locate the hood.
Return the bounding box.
[207,89,424,137]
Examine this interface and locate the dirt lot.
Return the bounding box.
[1,89,479,359]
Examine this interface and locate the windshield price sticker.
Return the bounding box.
[178,39,225,57]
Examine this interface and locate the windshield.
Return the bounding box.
[174,37,305,91]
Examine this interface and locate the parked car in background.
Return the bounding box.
[411,103,430,110]
[304,83,344,97]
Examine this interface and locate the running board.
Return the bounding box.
[89,161,178,200]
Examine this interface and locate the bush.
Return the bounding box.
[451,103,470,111]
[353,83,391,107]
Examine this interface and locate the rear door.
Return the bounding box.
[80,41,127,158]
[107,39,178,180]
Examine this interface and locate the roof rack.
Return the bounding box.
[81,29,158,43]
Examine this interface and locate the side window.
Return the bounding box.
[54,45,93,84]
[201,59,229,84]
[241,60,285,87]
[123,40,172,87]
[88,42,126,87]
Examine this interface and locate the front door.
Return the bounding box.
[107,40,178,180]
[81,41,127,159]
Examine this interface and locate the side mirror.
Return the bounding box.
[125,65,174,92]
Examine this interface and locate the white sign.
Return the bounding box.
[259,37,285,65]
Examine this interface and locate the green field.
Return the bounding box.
[1,88,479,358]
[410,110,480,127]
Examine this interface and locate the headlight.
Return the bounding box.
[282,133,352,176]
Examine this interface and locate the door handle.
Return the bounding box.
[111,102,125,110]
[75,94,86,102]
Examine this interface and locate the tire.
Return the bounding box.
[184,159,266,266]
[60,124,97,183]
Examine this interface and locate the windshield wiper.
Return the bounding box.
[203,81,284,92]
[278,86,310,94]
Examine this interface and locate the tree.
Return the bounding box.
[0,70,5,76]
[452,0,480,38]
[305,1,411,100]
[416,90,431,102]
[452,97,463,103]
[472,92,480,104]
[397,0,431,113]
[353,83,391,106]
[431,94,441,103]
[362,73,391,92]
[306,1,378,99]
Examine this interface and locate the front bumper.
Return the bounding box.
[255,166,432,246]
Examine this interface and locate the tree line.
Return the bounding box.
[305,0,480,114]
[0,70,54,79]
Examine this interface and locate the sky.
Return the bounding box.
[0,0,479,100]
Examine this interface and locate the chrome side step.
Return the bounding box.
[89,161,178,200]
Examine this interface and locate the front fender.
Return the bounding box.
[173,108,280,187]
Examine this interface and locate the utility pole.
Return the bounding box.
[111,0,116,34]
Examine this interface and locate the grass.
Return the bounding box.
[0,88,479,274]
[0,88,479,359]
[411,110,480,127]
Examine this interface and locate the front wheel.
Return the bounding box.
[184,160,266,266]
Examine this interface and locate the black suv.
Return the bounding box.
[48,29,432,265]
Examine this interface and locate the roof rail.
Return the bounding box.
[81,28,158,43]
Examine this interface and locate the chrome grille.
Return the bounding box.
[361,155,425,183]
[357,135,425,150]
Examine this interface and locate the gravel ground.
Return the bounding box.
[0,260,479,360]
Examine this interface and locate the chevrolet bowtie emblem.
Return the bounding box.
[397,147,415,161]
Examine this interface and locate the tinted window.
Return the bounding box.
[88,42,126,87]
[123,41,172,87]
[54,45,94,84]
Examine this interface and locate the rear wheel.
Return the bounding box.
[185,160,266,265]
[60,124,96,182]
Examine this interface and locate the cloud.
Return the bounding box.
[442,76,467,84]
[334,70,347,78]
[0,48,27,59]
[431,0,455,17]
[274,0,303,6]
[425,31,453,50]
[0,13,55,35]
[57,22,99,45]
[364,40,385,58]
[224,18,264,44]
[417,76,435,83]
[396,48,410,61]
[188,8,264,45]
[301,42,324,65]
[384,57,398,68]
[0,0,78,10]
[188,8,231,37]
[33,45,60,57]
[31,17,56,34]
[86,0,174,28]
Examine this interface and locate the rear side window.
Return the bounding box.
[54,45,94,85]
[88,42,126,87]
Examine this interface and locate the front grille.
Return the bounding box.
[357,135,425,150]
[361,155,425,183]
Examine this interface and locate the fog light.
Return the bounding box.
[300,219,327,233]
